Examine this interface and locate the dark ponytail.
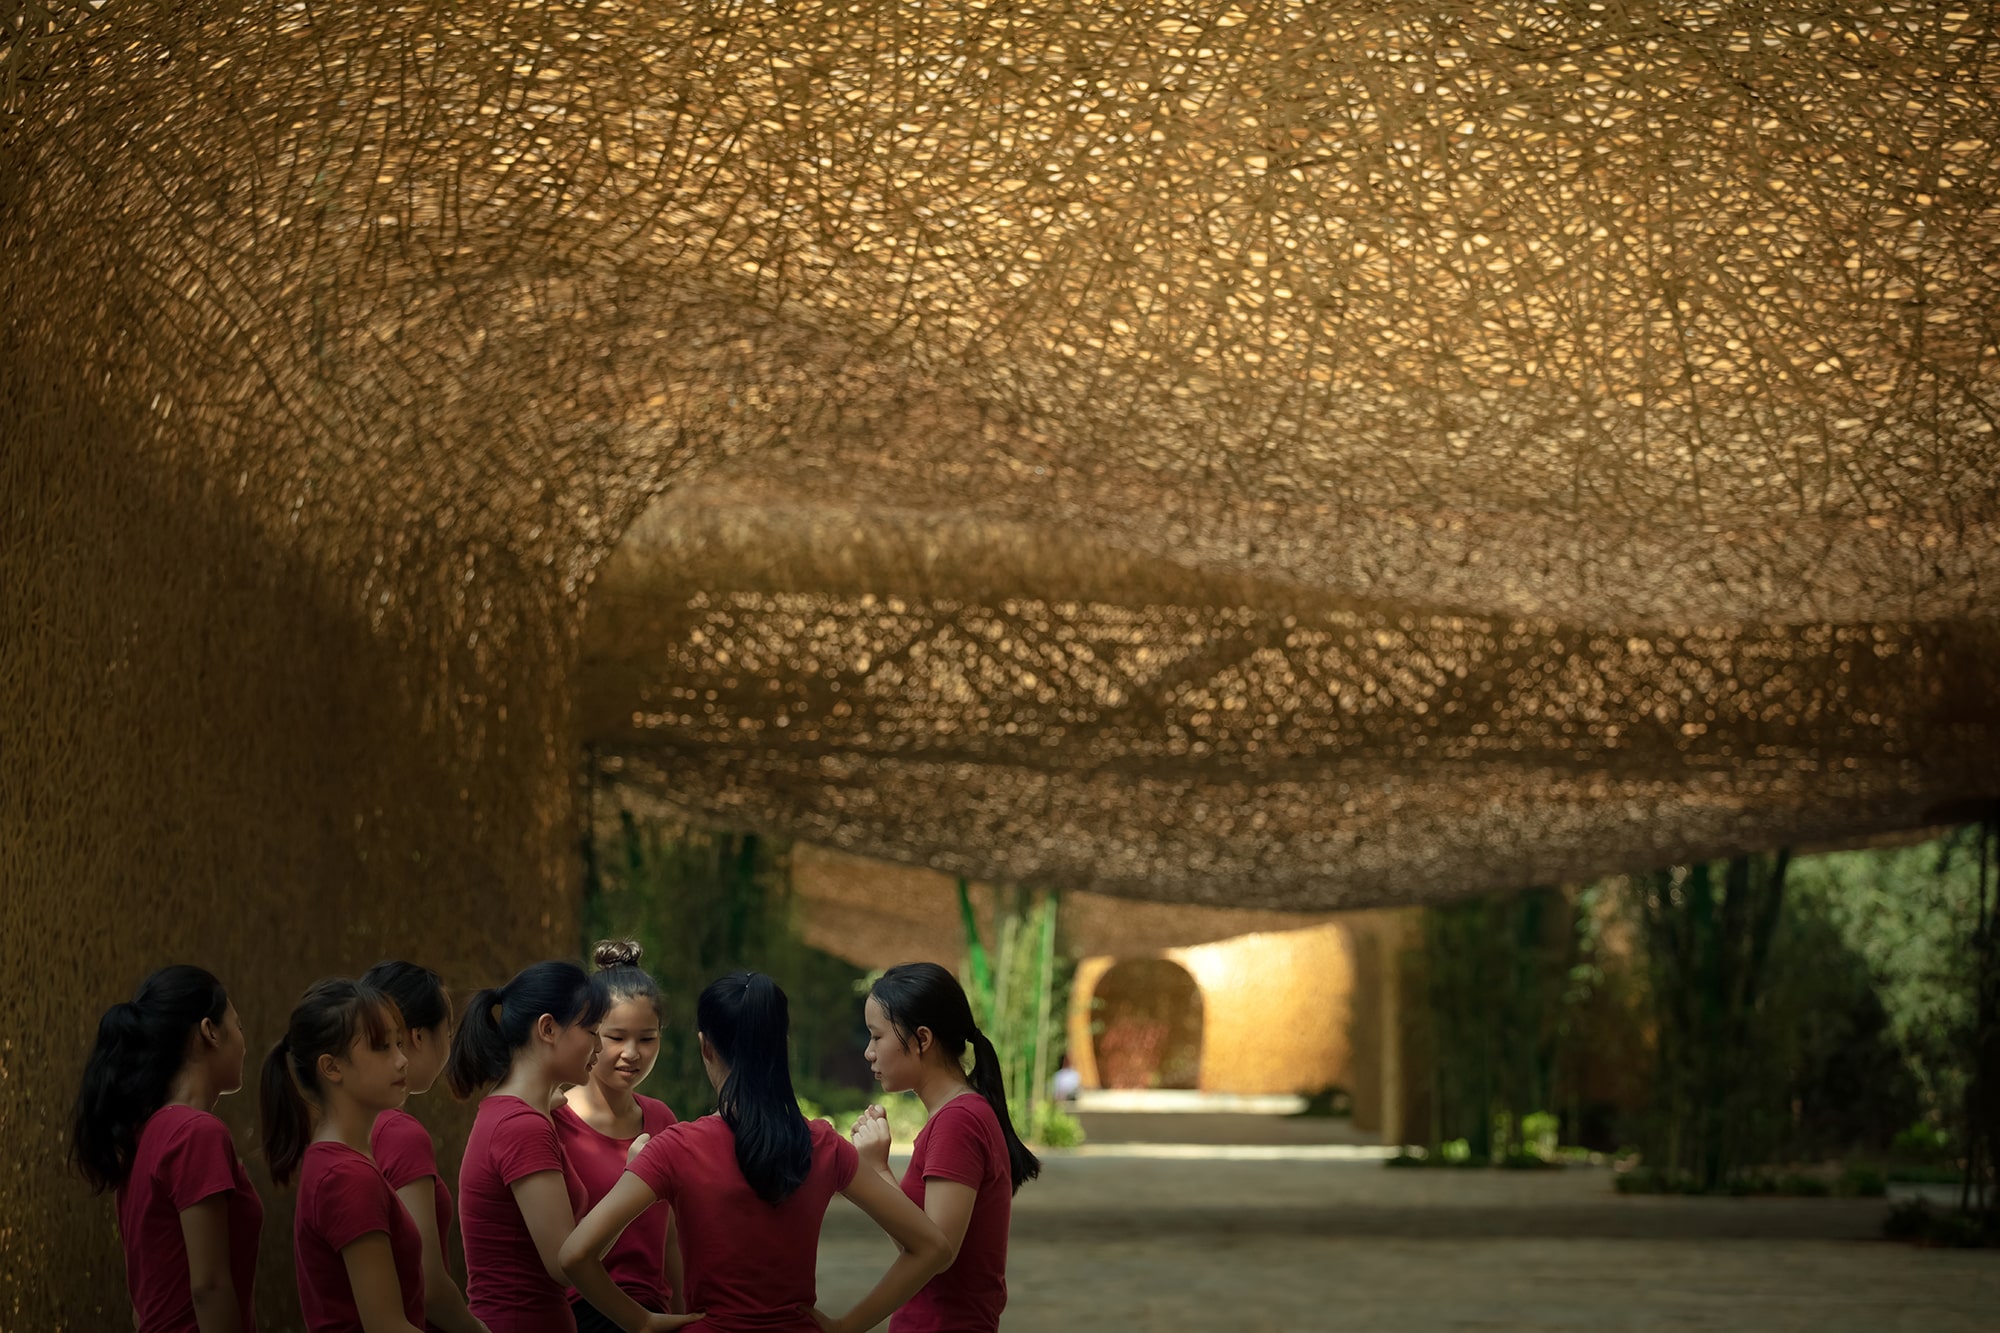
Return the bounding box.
[259,978,399,1186]
[445,960,604,1098]
[870,962,1041,1193]
[71,966,231,1192]
[361,960,450,1034]
[697,971,811,1203]
[589,939,665,1023]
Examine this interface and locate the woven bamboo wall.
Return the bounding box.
[0,396,580,1326]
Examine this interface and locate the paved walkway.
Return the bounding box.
[1069,1109,1379,1147]
[816,1155,2000,1330]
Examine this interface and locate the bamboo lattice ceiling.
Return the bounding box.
[5,0,1996,906]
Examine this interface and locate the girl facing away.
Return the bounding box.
[557,941,685,1333]
[261,977,427,1333]
[561,971,952,1333]
[359,960,491,1333]
[72,965,262,1333]
[446,960,606,1333]
[855,962,1041,1333]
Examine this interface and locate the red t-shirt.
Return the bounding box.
[459,1094,587,1333]
[627,1115,858,1332]
[370,1108,452,1331]
[116,1104,264,1333]
[890,1095,1012,1333]
[294,1141,426,1332]
[554,1095,679,1309]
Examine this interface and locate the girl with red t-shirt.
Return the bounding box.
[261,977,426,1333]
[561,972,951,1333]
[556,941,683,1333]
[445,960,607,1333]
[853,962,1041,1333]
[360,960,490,1333]
[72,965,262,1333]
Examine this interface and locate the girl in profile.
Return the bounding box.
[447,961,606,1333]
[561,971,952,1333]
[360,960,489,1333]
[853,962,1041,1333]
[72,965,262,1333]
[261,976,426,1333]
[556,941,684,1333]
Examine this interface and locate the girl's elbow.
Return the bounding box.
[556,1235,590,1280]
[919,1228,954,1272]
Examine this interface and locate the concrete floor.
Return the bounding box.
[815,1154,2000,1331]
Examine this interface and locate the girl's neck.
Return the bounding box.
[494,1057,559,1115]
[571,1077,641,1132]
[164,1062,218,1112]
[911,1061,975,1116]
[312,1094,379,1157]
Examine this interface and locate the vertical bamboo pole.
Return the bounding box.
[957,877,994,1027]
[1031,889,1061,1122]
[993,894,1021,1120]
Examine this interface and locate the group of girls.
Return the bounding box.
[72,943,1039,1333]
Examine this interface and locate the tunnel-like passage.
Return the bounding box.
[7,3,1999,1326]
[1092,958,1207,1091]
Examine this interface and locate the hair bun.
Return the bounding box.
[592,939,644,970]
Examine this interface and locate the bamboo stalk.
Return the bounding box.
[1032,890,1060,1113]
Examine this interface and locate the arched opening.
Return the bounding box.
[1091,957,1204,1090]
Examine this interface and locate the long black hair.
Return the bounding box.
[259,978,400,1186]
[870,961,1040,1193]
[71,966,232,1192]
[361,960,451,1034]
[589,939,664,1023]
[445,960,604,1098]
[698,971,811,1204]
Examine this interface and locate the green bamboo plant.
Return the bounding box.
[955,879,1083,1148]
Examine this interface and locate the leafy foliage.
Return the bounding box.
[956,881,1082,1149]
[1787,832,1985,1127]
[1406,885,1602,1161]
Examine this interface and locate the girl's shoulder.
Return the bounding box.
[139,1103,234,1163]
[302,1140,381,1189]
[916,1093,1006,1160]
[637,1094,679,1131]
[806,1115,858,1169]
[476,1093,559,1145]
[372,1106,428,1145]
[144,1101,223,1139]
[641,1112,722,1155]
[672,1112,726,1140]
[482,1091,551,1122]
[931,1091,1002,1132]
[630,1113,720,1177]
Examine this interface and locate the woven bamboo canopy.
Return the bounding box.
[8,1,1999,911]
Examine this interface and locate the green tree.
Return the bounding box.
[1790,823,1998,1233]
[1787,831,1986,1134]
[1411,886,1586,1161]
[1633,853,1790,1189]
